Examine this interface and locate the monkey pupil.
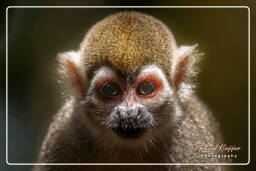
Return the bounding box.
[102,82,121,96]
[137,81,155,95]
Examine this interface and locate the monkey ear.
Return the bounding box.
[171,45,202,90]
[57,51,86,99]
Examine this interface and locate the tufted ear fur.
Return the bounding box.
[57,51,86,99]
[171,45,202,101]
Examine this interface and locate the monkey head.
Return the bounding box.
[57,12,200,148]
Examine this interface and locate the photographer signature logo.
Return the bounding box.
[196,143,241,159]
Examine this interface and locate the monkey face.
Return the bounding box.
[56,11,199,150]
[85,65,174,147]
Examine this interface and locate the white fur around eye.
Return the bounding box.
[138,65,172,96]
[134,65,173,111]
[89,66,117,87]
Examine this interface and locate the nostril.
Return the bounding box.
[134,108,147,122]
[137,108,143,117]
[138,107,148,114]
[116,110,121,117]
[113,108,125,119]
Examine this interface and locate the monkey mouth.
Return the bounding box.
[112,126,147,139]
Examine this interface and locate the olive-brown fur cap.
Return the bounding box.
[80,11,176,77]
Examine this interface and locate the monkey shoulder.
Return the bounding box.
[170,95,224,164]
[37,98,97,164]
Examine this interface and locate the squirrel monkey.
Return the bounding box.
[35,11,230,171]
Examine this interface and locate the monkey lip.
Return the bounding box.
[112,126,147,139]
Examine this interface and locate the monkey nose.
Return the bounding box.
[110,107,153,139]
[117,107,139,118]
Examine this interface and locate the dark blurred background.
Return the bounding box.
[1,1,255,171]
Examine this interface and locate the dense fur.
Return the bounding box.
[35,11,229,171]
[35,96,228,171]
[81,11,176,77]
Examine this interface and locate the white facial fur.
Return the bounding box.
[135,65,173,109]
[84,65,174,145]
[89,66,118,90]
[87,65,173,109]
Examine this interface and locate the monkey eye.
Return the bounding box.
[137,80,156,95]
[101,82,121,96]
